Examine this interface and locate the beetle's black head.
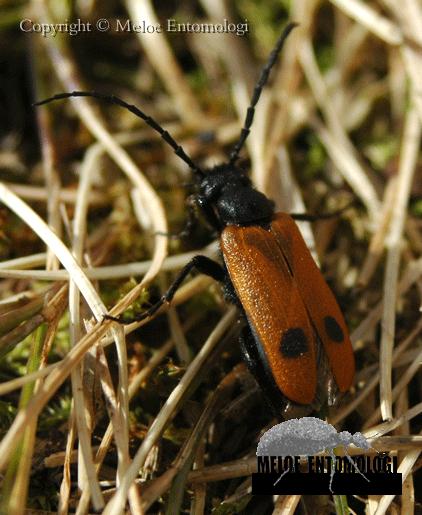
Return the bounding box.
[199,164,275,227]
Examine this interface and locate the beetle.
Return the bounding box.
[35,22,355,418]
[257,417,370,457]
[256,417,371,491]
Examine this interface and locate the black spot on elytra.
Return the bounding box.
[280,328,308,358]
[324,316,344,342]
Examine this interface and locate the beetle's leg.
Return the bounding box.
[105,255,225,324]
[154,197,197,239]
[158,194,220,238]
[290,200,356,222]
[344,451,371,482]
[273,467,291,486]
[328,449,336,493]
[196,195,222,231]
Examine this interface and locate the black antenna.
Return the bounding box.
[34,91,204,178]
[228,22,298,166]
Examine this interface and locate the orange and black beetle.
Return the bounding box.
[36,23,355,417]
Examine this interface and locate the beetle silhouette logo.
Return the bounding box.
[256,417,372,492]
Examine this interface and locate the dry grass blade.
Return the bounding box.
[141,364,248,511]
[124,0,203,126]
[273,494,301,514]
[332,319,422,425]
[0,242,219,281]
[2,182,107,205]
[103,308,237,514]
[329,0,402,44]
[298,38,381,222]
[0,184,106,318]
[379,108,420,420]
[36,1,168,313]
[67,142,106,511]
[374,446,421,515]
[0,183,108,509]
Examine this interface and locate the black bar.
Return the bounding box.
[252,473,402,495]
